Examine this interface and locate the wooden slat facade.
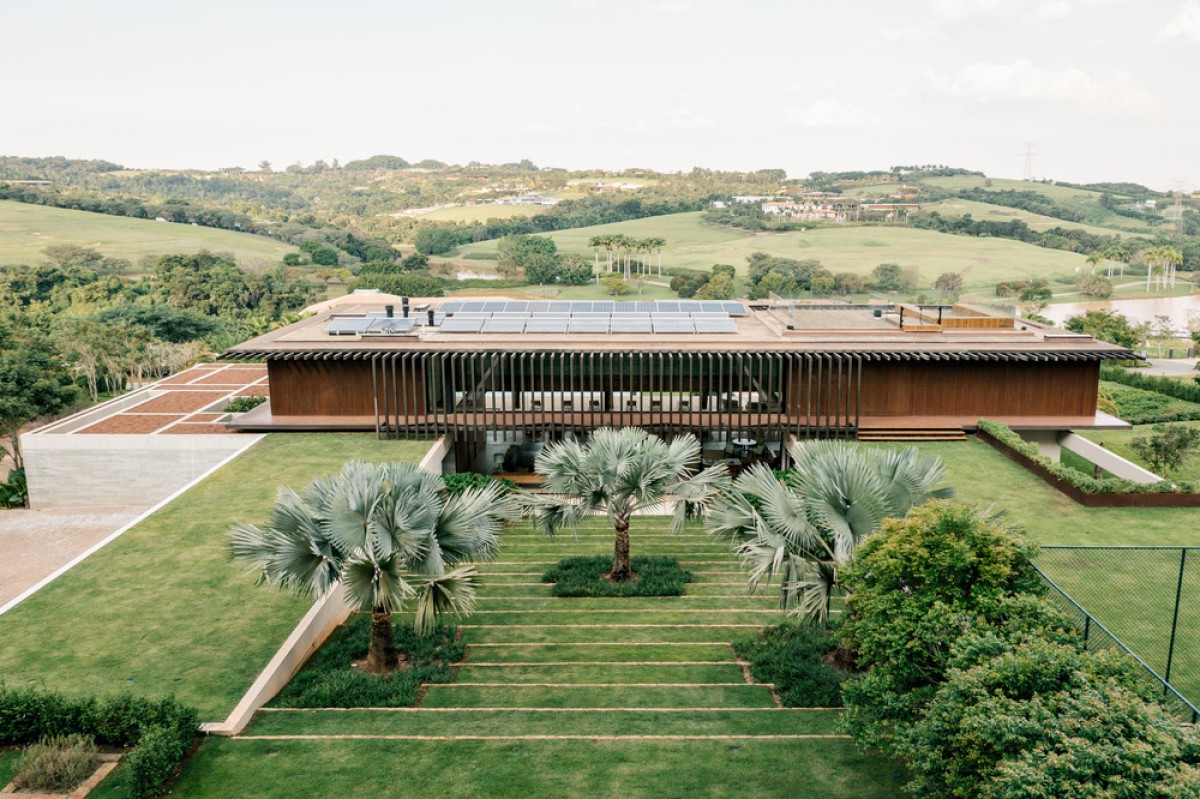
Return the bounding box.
[260,350,1106,441]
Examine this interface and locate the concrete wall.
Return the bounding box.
[22,433,261,511]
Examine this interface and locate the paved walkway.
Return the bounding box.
[1139,358,1199,377]
[0,509,139,607]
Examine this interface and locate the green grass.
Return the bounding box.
[926,197,1130,237]
[0,748,18,787]
[0,434,431,719]
[542,555,692,597]
[455,211,1090,292]
[166,738,903,799]
[420,204,546,222]
[1077,421,1200,483]
[0,200,296,268]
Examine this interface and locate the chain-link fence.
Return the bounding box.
[1035,546,1200,723]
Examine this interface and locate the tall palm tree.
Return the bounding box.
[1085,251,1104,276]
[706,440,952,622]
[525,429,730,581]
[228,460,517,672]
[588,235,604,277]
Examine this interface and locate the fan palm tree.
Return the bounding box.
[525,428,730,581]
[228,460,517,672]
[706,440,952,622]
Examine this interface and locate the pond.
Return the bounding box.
[1044,294,1200,333]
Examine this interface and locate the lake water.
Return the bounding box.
[1044,294,1200,333]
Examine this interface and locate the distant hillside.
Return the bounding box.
[0,200,296,268]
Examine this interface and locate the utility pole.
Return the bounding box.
[1022,142,1035,182]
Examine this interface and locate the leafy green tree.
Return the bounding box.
[1131,423,1200,475]
[696,272,735,299]
[707,441,951,622]
[95,304,218,343]
[526,429,729,582]
[1064,309,1140,349]
[401,253,430,271]
[871,263,904,291]
[413,226,459,255]
[602,275,629,295]
[0,319,76,472]
[902,637,1200,797]
[1076,274,1113,298]
[353,272,444,297]
[228,461,516,672]
[282,253,307,267]
[839,502,1049,753]
[934,272,963,299]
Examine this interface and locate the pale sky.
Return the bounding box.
[4,0,1197,188]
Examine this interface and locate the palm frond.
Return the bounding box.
[411,566,480,634]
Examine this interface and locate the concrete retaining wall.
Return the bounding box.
[22,433,260,511]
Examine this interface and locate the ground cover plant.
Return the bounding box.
[441,471,516,495]
[1101,381,1200,424]
[0,434,432,718]
[223,395,266,413]
[734,624,846,707]
[272,616,463,708]
[541,555,691,597]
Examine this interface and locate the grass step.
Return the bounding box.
[247,708,837,737]
[442,610,786,626]
[474,597,777,611]
[463,626,764,645]
[464,643,734,663]
[453,663,747,685]
[419,683,779,709]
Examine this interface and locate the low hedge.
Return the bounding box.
[0,686,198,799]
[977,419,1200,494]
[223,395,267,414]
[1101,363,1200,402]
[542,556,692,597]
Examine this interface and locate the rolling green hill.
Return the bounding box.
[0,200,297,268]
[925,198,1131,237]
[455,211,1089,291]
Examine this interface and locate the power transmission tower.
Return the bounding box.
[1021,142,1035,181]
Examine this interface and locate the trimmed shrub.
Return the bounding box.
[442,472,516,496]
[978,418,1200,493]
[542,556,691,597]
[223,395,267,413]
[125,723,194,799]
[14,734,99,793]
[1102,363,1200,404]
[272,615,463,708]
[0,687,198,799]
[734,624,846,707]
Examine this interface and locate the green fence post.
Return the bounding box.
[1165,549,1187,686]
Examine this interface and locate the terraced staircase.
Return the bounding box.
[244,519,844,742]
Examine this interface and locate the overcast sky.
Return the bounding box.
[4,0,1197,188]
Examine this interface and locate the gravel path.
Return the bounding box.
[0,509,140,608]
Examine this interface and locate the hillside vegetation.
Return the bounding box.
[0,200,296,268]
[456,211,1089,291]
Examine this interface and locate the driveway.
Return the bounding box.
[1140,358,1199,377]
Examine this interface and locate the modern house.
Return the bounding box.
[218,295,1131,473]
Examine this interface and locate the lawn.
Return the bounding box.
[420,204,546,223]
[0,434,431,719]
[926,197,1129,237]
[165,518,903,798]
[455,211,1089,292]
[1077,420,1200,483]
[0,749,17,788]
[0,200,296,268]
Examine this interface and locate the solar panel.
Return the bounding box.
[365,318,415,334]
[591,301,615,313]
[503,301,529,313]
[722,301,748,316]
[570,301,595,313]
[440,300,465,314]
[677,301,704,313]
[610,317,652,334]
[547,301,572,313]
[568,318,609,334]
[657,301,681,313]
[526,301,552,314]
[694,317,739,333]
[690,312,727,319]
[652,318,695,334]
[325,318,373,335]
[525,317,569,334]
[631,301,655,313]
[492,312,531,318]
[439,316,486,333]
[481,317,527,334]
[456,300,489,313]
[610,312,650,319]
[482,301,508,313]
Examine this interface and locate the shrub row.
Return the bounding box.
[733,624,846,707]
[223,395,267,413]
[542,556,692,597]
[977,418,1200,493]
[1102,382,1200,424]
[272,615,463,708]
[1102,362,1200,402]
[0,686,198,799]
[841,502,1200,797]
[441,472,517,496]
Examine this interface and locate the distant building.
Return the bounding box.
[732,195,776,204]
[762,201,849,222]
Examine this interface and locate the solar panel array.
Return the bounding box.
[439,299,746,316]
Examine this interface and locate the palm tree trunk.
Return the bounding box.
[366,605,399,672]
[610,514,633,581]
